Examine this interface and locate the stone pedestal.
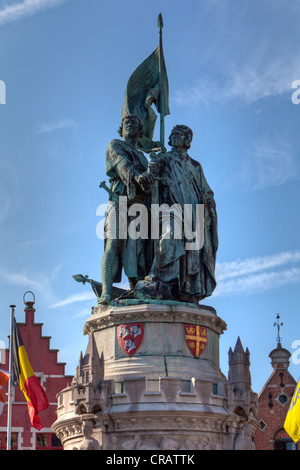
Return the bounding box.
[52,302,258,450]
[84,302,227,387]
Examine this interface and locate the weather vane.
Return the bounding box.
[274,313,283,345]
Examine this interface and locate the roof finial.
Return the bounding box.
[274,313,283,346]
[23,291,35,309]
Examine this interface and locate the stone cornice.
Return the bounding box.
[83,303,227,336]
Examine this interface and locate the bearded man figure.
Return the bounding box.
[99,115,153,305]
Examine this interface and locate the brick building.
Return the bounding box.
[0,296,73,450]
[254,330,299,450]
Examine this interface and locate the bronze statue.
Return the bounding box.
[75,15,218,307]
[98,115,153,304]
[146,125,218,303]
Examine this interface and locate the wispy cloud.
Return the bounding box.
[174,1,300,107]
[49,291,95,309]
[216,251,300,281]
[174,59,299,107]
[17,237,48,248]
[214,250,300,297]
[50,281,130,309]
[215,267,300,297]
[0,264,62,301]
[0,269,52,299]
[237,134,300,191]
[35,118,78,135]
[0,0,70,26]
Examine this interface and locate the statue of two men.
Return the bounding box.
[99,116,218,305]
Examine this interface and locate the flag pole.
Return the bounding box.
[150,13,166,279]
[158,13,165,150]
[6,305,15,451]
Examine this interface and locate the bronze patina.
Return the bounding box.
[75,14,218,307]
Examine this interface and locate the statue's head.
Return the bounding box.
[168,125,193,149]
[82,420,93,438]
[118,114,143,138]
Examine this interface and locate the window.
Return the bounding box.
[0,432,18,450]
[275,441,297,451]
[0,432,62,450]
[36,433,63,450]
[274,429,297,450]
[286,442,297,451]
[279,394,288,404]
[259,419,267,431]
[37,433,48,448]
[51,434,63,448]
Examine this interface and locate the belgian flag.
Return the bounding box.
[11,319,49,430]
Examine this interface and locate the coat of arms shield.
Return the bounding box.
[117,323,144,356]
[184,324,207,358]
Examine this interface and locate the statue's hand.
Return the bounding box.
[148,152,161,178]
[136,172,153,192]
[148,160,161,178]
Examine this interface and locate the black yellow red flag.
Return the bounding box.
[11,319,49,430]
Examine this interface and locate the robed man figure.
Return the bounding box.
[147,125,218,303]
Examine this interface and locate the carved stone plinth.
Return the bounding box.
[84,302,226,385]
[52,303,258,450]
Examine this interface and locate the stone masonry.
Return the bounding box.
[52,302,258,450]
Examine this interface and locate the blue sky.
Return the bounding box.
[0,0,300,394]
